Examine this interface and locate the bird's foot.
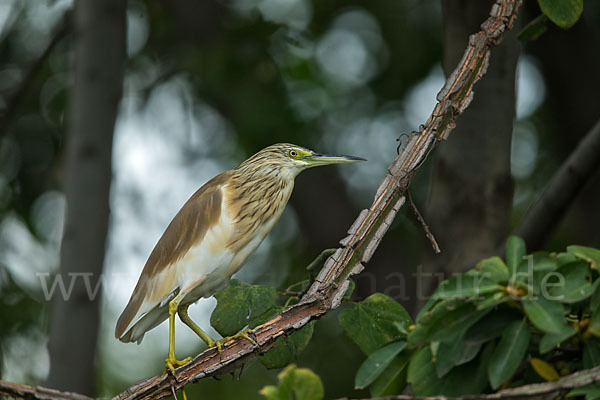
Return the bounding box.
[214,329,257,353]
[164,355,193,377]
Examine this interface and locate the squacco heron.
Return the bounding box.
[115,143,365,373]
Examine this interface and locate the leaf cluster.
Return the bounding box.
[260,364,324,400]
[210,279,314,370]
[339,237,600,398]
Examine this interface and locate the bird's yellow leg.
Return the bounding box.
[179,303,256,353]
[214,329,257,353]
[177,304,215,347]
[165,294,192,376]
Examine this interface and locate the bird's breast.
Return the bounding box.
[222,181,292,274]
[175,179,293,299]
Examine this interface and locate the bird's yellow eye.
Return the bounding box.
[289,150,298,158]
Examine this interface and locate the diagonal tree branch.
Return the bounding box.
[516,116,600,250]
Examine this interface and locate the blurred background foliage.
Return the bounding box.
[0,0,599,399]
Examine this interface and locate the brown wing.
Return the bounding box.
[114,171,230,340]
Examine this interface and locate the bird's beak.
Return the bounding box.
[302,152,367,166]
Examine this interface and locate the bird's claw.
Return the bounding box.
[164,356,192,377]
[214,329,257,353]
[165,356,191,400]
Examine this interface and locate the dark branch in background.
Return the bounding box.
[337,366,600,400]
[0,1,522,399]
[0,11,70,138]
[0,380,93,400]
[517,117,600,250]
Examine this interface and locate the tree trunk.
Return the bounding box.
[47,0,125,395]
[419,0,519,305]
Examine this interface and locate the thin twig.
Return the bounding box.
[408,191,441,253]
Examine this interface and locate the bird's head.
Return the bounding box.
[236,143,366,179]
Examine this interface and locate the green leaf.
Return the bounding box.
[506,236,526,277]
[259,328,314,369]
[339,293,412,355]
[518,14,548,41]
[416,296,439,323]
[260,364,324,400]
[512,254,558,291]
[487,319,531,389]
[475,256,510,282]
[475,292,508,310]
[434,275,502,300]
[370,352,410,397]
[254,307,315,369]
[549,261,596,303]
[465,308,522,344]
[539,324,577,354]
[408,344,492,396]
[568,245,600,271]
[512,257,532,287]
[260,336,293,370]
[289,321,315,354]
[440,343,493,396]
[409,300,490,346]
[538,0,583,29]
[530,252,559,272]
[428,305,490,343]
[407,347,442,396]
[355,341,406,389]
[583,340,600,369]
[393,320,409,337]
[555,252,578,267]
[435,336,481,377]
[435,338,465,377]
[522,296,567,334]
[568,383,600,400]
[211,279,278,337]
[457,341,483,366]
